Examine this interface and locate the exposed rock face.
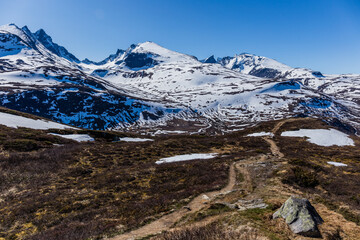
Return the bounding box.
[203,55,217,63]
[273,196,323,238]
[34,29,80,63]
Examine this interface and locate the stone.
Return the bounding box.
[202,194,210,200]
[273,196,323,238]
[236,198,268,211]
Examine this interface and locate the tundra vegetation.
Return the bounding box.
[0,116,359,240]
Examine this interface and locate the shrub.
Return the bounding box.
[155,222,264,240]
[282,166,319,188]
[3,139,42,151]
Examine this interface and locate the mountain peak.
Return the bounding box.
[34,28,53,44]
[130,41,198,63]
[21,25,31,32]
[0,23,22,32]
[203,55,217,63]
[34,28,47,37]
[133,41,164,52]
[34,28,80,63]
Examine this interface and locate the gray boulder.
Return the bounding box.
[273,196,323,238]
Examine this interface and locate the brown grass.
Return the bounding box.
[0,123,271,240]
[275,118,360,225]
[153,222,267,240]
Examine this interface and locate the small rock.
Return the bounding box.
[202,194,210,200]
[236,198,268,210]
[183,206,191,211]
[273,196,323,238]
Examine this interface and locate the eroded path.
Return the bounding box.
[108,119,290,240]
[263,118,299,158]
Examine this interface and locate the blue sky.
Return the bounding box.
[0,0,359,74]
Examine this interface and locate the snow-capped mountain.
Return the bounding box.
[0,24,177,130]
[34,28,80,63]
[216,53,323,79]
[78,41,360,134]
[0,23,359,134]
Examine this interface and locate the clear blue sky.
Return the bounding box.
[0,0,359,74]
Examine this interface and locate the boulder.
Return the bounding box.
[273,196,323,238]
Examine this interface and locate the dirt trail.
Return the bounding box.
[109,162,237,240]
[108,119,291,240]
[263,118,298,158]
[263,137,283,158]
[271,118,298,134]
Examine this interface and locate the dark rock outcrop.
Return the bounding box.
[203,55,217,63]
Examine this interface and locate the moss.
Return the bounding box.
[241,207,271,221]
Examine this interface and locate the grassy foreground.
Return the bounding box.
[0,117,359,240]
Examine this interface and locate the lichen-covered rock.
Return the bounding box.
[273,196,323,237]
[236,198,268,211]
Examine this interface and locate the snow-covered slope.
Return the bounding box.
[0,24,177,130]
[78,41,359,134]
[0,111,76,130]
[34,29,80,63]
[0,23,359,134]
[217,53,321,79]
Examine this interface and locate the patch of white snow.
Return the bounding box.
[156,153,218,164]
[0,112,76,130]
[281,129,354,146]
[327,161,348,167]
[247,132,274,137]
[119,137,154,142]
[49,133,94,142]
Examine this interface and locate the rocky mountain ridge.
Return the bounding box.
[0,23,359,134]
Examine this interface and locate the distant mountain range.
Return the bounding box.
[0,23,359,134]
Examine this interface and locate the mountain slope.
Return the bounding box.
[217,53,323,79]
[0,24,359,134]
[0,106,76,130]
[34,28,80,63]
[79,42,360,134]
[0,24,178,130]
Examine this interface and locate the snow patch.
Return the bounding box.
[281,129,354,146]
[49,133,94,142]
[247,132,274,137]
[327,161,348,167]
[156,153,218,164]
[0,112,75,130]
[119,137,154,142]
[153,130,187,135]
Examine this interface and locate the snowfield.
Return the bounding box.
[119,137,154,142]
[281,129,355,146]
[49,133,94,142]
[0,112,76,130]
[156,153,218,164]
